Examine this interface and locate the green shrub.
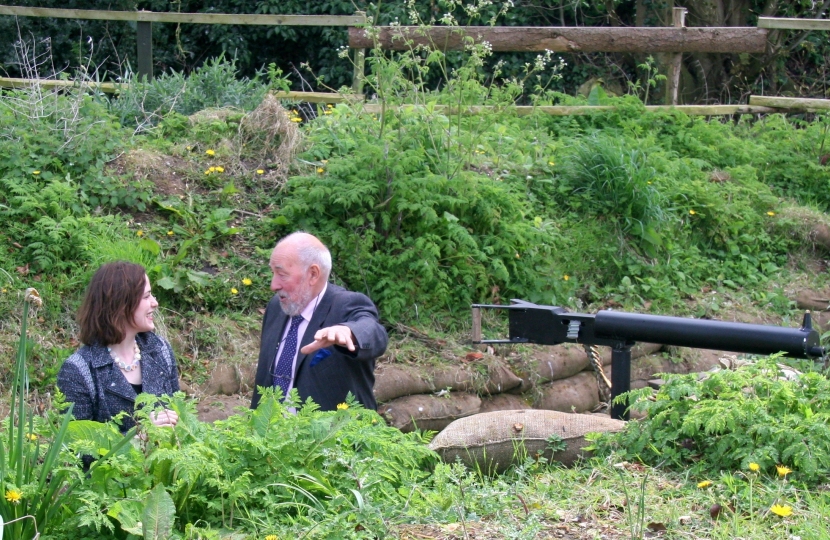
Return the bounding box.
[61,392,436,538]
[596,356,830,487]
[274,104,567,321]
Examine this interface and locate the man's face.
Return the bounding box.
[270,243,315,316]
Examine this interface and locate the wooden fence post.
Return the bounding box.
[136,14,153,81]
[351,11,367,95]
[665,7,686,105]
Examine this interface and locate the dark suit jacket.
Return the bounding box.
[251,283,388,411]
[57,332,180,433]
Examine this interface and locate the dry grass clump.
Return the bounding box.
[237,93,302,185]
[775,204,830,253]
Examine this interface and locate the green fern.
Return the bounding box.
[599,355,830,486]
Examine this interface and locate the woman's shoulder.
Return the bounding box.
[137,332,176,365]
[136,331,172,349]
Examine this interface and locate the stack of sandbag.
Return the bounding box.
[375,356,522,432]
[375,343,662,433]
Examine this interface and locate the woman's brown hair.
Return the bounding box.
[77,261,147,346]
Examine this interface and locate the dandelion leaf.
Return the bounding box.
[142,483,176,540]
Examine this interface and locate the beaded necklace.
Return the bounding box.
[108,341,141,372]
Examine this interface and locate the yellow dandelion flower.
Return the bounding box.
[256,169,265,175]
[5,489,22,504]
[563,275,569,281]
[548,161,554,166]
[290,117,302,123]
[205,170,212,175]
[770,504,793,517]
[767,211,775,216]
[1,288,7,293]
[689,209,697,215]
[32,170,41,175]
[323,109,332,115]
[749,462,760,472]
[231,288,239,295]
[26,433,37,442]
[167,231,174,236]
[186,146,192,151]
[371,418,378,424]
[265,535,279,540]
[317,167,325,174]
[242,278,253,286]
[776,465,792,477]
[336,403,349,410]
[216,166,225,173]
[327,104,333,108]
[697,480,712,488]
[209,166,216,173]
[206,149,215,156]
[136,230,144,237]
[515,252,520,258]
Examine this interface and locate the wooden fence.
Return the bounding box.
[1,5,828,109]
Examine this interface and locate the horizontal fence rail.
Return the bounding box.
[0,77,366,102]
[0,5,364,25]
[360,103,787,116]
[757,17,830,30]
[4,75,828,116]
[348,26,770,53]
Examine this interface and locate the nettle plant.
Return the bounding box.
[597,355,830,487]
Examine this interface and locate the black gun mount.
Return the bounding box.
[472,300,825,420]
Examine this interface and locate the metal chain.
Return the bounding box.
[584,344,612,403]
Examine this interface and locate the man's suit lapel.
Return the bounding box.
[297,285,335,371]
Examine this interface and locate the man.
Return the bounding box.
[251,232,388,411]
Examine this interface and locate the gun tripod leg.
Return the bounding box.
[610,345,632,421]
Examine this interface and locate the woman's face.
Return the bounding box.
[130,275,158,334]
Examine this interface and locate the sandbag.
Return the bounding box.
[527,343,591,382]
[378,392,481,433]
[429,409,626,473]
[510,342,663,394]
[205,364,241,396]
[373,364,435,403]
[599,342,663,367]
[374,358,521,403]
[534,371,599,413]
[480,359,523,395]
[605,347,729,392]
[479,393,532,414]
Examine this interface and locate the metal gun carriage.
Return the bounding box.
[472,300,825,420]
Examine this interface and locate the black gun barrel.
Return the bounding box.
[595,310,822,358]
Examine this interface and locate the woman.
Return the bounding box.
[57,261,179,432]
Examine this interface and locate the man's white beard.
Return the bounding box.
[280,281,313,316]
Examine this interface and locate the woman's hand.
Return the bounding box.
[150,409,179,427]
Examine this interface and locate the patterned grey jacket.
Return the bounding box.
[57,332,180,432]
